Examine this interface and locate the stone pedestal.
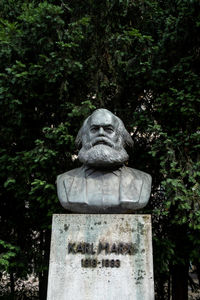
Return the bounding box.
[47,214,154,300]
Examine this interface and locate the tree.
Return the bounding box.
[0,0,200,299]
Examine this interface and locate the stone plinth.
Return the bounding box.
[47,214,154,300]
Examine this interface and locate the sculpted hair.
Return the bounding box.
[75,109,133,149]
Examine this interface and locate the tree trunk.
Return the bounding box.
[172,264,188,300]
[39,229,51,300]
[10,272,15,299]
[168,275,171,300]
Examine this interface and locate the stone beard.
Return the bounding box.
[57,109,152,213]
[78,140,129,167]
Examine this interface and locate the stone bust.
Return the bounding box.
[57,109,152,213]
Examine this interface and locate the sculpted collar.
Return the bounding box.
[83,165,123,178]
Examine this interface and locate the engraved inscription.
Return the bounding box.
[81,259,121,268]
[68,242,135,255]
[68,241,134,269]
[68,243,96,254]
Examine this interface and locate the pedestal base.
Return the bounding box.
[47,214,154,300]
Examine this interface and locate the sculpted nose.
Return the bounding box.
[98,127,104,135]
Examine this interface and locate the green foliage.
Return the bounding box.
[0,0,200,299]
[0,240,19,272]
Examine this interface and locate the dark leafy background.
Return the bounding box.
[0,0,200,299]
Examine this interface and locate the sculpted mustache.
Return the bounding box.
[91,137,115,148]
[83,137,115,150]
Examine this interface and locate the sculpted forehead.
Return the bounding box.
[89,110,118,127]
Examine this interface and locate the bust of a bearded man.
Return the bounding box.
[57,109,152,213]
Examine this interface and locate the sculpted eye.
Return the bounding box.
[90,127,98,133]
[105,127,114,133]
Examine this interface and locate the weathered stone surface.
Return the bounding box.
[47,214,154,300]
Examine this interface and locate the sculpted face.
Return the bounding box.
[87,110,120,148]
[77,109,130,168]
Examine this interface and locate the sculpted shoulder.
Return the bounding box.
[126,166,152,183]
[120,166,152,209]
[57,167,82,182]
[56,167,84,210]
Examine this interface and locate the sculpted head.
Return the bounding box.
[75,109,133,167]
